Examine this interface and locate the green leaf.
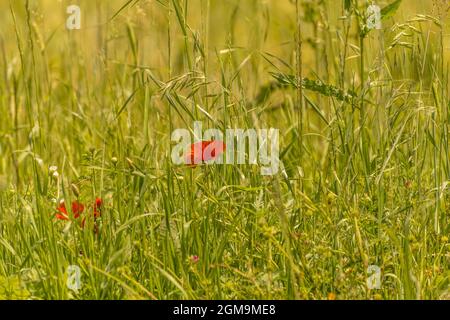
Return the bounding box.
[381,0,402,20]
[344,0,351,11]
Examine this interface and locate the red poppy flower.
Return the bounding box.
[185,140,226,166]
[81,198,103,231]
[55,198,103,235]
[56,201,85,220]
[93,197,102,218]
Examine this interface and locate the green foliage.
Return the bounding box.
[381,0,403,20]
[0,0,447,301]
[0,276,31,300]
[270,72,356,103]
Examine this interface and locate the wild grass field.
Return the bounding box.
[0,0,448,300]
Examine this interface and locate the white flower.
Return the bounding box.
[367,4,382,30]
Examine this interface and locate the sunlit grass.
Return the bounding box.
[0,0,448,300]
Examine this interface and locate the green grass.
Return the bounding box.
[0,0,448,300]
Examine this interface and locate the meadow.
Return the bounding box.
[0,0,448,300]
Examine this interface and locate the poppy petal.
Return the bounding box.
[185,140,226,165]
